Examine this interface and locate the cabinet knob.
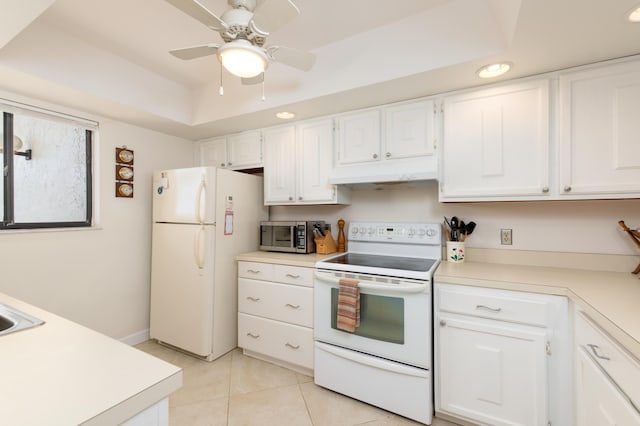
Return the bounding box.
[542,187,549,193]
[563,186,572,192]
[298,196,303,200]
[439,320,446,327]
[372,153,378,159]
[220,163,225,167]
[385,152,391,158]
[228,162,232,166]
[288,196,293,201]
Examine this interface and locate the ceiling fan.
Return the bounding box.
[165,0,315,83]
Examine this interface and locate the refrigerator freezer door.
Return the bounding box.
[150,222,215,357]
[153,167,216,224]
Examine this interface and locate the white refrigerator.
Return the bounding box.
[150,166,268,361]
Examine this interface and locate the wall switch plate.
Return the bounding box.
[501,228,513,245]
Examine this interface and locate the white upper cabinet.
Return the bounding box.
[263,120,350,206]
[558,60,640,198]
[336,109,381,165]
[384,99,435,159]
[199,130,262,170]
[440,79,551,201]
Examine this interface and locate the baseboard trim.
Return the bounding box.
[120,329,150,346]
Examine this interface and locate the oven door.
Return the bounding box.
[314,269,431,369]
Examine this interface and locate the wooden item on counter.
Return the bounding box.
[618,220,640,274]
[337,219,346,252]
[315,230,337,255]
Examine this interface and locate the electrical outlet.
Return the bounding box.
[501,228,513,245]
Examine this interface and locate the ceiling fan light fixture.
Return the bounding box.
[477,62,512,78]
[218,40,268,78]
[627,5,640,22]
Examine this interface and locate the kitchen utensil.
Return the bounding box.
[450,216,459,241]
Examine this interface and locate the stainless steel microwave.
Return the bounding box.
[260,221,326,253]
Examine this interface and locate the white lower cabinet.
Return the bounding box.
[434,283,570,426]
[574,310,640,425]
[237,261,314,373]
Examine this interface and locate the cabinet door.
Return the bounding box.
[296,118,336,203]
[228,130,262,169]
[436,316,548,426]
[559,60,640,197]
[263,126,296,204]
[576,347,640,425]
[384,100,435,159]
[199,138,228,168]
[336,109,381,165]
[441,80,550,201]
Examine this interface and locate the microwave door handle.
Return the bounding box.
[291,225,297,250]
[314,271,427,294]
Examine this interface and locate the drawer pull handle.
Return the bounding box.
[285,303,301,309]
[285,273,301,279]
[247,269,261,274]
[285,343,300,350]
[246,296,260,302]
[246,332,260,339]
[476,304,502,313]
[587,344,610,361]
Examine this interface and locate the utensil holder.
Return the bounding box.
[315,230,337,254]
[446,241,465,263]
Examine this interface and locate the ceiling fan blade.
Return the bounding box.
[241,74,264,85]
[268,46,315,71]
[164,0,228,31]
[249,0,299,36]
[170,44,220,60]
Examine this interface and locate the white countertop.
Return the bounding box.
[435,261,640,360]
[0,293,182,426]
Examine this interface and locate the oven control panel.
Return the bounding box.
[348,222,441,244]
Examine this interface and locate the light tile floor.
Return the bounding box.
[135,340,460,426]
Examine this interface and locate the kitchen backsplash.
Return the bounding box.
[269,181,640,256]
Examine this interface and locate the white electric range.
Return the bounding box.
[314,221,442,425]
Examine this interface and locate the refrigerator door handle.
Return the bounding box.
[195,225,206,269]
[196,177,206,225]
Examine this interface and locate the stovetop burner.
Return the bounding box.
[323,253,437,272]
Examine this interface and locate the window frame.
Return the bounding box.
[1,109,94,230]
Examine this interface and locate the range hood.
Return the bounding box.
[329,156,438,185]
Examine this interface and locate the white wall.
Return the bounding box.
[0,98,194,341]
[270,182,640,256]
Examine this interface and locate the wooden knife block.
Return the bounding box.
[315,230,337,254]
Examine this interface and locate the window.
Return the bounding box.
[1,102,94,230]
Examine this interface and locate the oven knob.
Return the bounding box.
[418,229,427,237]
[351,227,358,235]
[359,227,366,235]
[426,228,436,237]
[408,227,416,236]
[367,227,375,235]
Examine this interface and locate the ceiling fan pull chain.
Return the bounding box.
[219,62,224,96]
[261,73,266,101]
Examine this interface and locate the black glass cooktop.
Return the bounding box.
[323,253,437,272]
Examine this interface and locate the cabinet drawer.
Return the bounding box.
[238,261,274,281]
[238,313,313,369]
[575,311,640,408]
[273,264,313,287]
[437,284,558,327]
[238,278,313,327]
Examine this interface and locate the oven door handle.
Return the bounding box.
[314,271,428,294]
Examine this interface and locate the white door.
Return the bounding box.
[384,100,435,159]
[152,167,216,224]
[150,223,215,357]
[263,126,296,204]
[296,118,335,203]
[558,60,640,197]
[436,316,548,426]
[336,109,381,165]
[200,138,228,168]
[575,347,640,426]
[440,79,550,200]
[228,130,262,169]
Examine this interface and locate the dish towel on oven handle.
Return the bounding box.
[337,278,360,332]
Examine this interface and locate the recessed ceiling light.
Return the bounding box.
[276,111,296,119]
[627,5,640,22]
[476,62,512,79]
